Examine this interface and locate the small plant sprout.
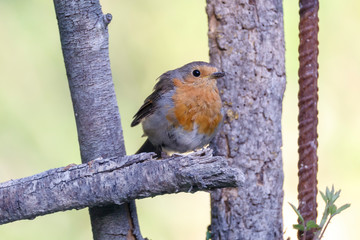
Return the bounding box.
[290,185,350,240]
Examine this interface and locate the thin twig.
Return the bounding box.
[318,215,333,239]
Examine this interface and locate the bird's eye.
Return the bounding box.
[192,70,201,77]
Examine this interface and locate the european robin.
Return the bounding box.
[131,61,225,156]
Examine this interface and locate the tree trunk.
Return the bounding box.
[206,0,286,239]
[53,1,143,239]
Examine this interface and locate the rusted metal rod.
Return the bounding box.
[297,0,319,239]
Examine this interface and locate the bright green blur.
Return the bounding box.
[0,1,358,239]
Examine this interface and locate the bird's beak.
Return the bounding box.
[210,72,225,79]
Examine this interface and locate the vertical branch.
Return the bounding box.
[206,0,286,239]
[297,0,319,239]
[53,1,143,239]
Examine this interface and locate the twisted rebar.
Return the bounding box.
[297,0,319,239]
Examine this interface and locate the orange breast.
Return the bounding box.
[168,78,222,135]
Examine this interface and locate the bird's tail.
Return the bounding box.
[136,139,161,156]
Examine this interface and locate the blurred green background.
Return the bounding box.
[0,0,358,239]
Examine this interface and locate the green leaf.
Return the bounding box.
[293,224,305,231]
[206,231,211,240]
[328,205,337,215]
[326,186,331,200]
[289,202,304,223]
[306,220,320,230]
[333,189,341,202]
[335,204,351,215]
[327,185,337,203]
[320,191,327,203]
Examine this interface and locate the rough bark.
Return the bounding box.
[53,1,140,239]
[0,149,244,226]
[206,0,286,239]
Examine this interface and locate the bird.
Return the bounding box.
[131,61,225,156]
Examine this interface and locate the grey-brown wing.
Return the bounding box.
[131,91,160,127]
[131,72,174,127]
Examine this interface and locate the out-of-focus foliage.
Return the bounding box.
[0,1,358,239]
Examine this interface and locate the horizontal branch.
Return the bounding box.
[0,148,243,225]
